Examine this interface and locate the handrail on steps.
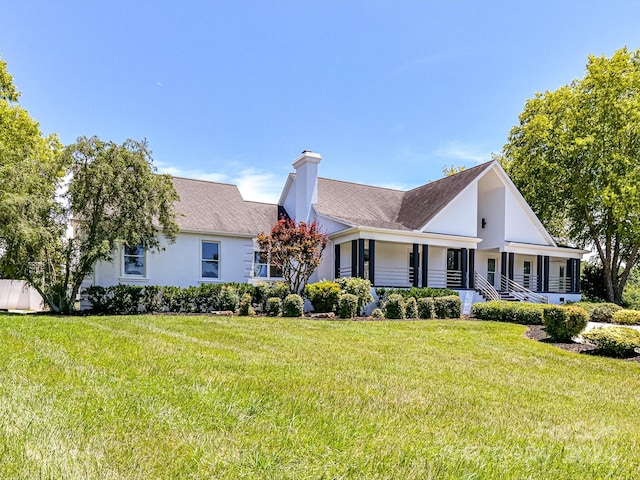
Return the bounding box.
[474,272,500,301]
[500,274,549,304]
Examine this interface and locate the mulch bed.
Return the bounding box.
[525,324,640,362]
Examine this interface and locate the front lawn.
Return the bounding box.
[1,314,639,478]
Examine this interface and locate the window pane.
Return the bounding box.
[124,255,145,275]
[125,244,144,256]
[202,242,219,261]
[202,260,219,278]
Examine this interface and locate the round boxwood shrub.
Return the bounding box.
[337,277,373,314]
[238,293,255,316]
[371,308,385,319]
[338,293,359,319]
[303,280,341,313]
[433,295,462,319]
[218,286,239,311]
[384,294,405,320]
[612,309,640,325]
[405,296,418,319]
[590,303,623,323]
[543,305,589,341]
[283,294,304,317]
[417,297,435,319]
[266,297,283,317]
[582,326,640,357]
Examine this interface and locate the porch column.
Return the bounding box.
[358,239,365,279]
[575,259,581,293]
[468,249,475,289]
[351,240,358,278]
[566,259,574,293]
[421,244,429,288]
[536,255,543,292]
[334,243,341,280]
[368,240,375,286]
[461,248,468,289]
[501,252,507,290]
[543,256,550,292]
[508,252,515,281]
[412,243,420,287]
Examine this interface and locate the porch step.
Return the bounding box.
[498,291,520,302]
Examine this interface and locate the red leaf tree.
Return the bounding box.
[257,218,328,294]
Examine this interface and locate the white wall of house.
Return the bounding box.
[423,183,478,237]
[92,233,254,288]
[504,188,550,245]
[477,186,506,249]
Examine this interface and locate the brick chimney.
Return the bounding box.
[292,150,322,223]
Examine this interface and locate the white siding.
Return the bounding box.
[423,183,478,237]
[504,188,550,245]
[477,186,505,249]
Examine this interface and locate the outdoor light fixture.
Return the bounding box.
[481,218,487,229]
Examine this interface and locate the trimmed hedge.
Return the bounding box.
[303,280,340,313]
[471,301,551,325]
[582,327,640,357]
[543,305,589,341]
[283,294,304,317]
[238,293,255,316]
[433,296,462,319]
[405,297,418,319]
[371,308,384,319]
[590,303,623,323]
[612,309,640,325]
[384,294,405,320]
[337,278,374,315]
[338,293,359,319]
[266,297,283,317]
[417,298,435,319]
[376,287,459,305]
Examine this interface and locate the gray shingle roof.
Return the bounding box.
[171,177,279,234]
[315,161,494,231]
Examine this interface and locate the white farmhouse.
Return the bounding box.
[90,151,586,305]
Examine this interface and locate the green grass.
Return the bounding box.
[1,314,640,479]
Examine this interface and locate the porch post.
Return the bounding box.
[358,239,365,279]
[468,249,475,289]
[508,252,515,281]
[351,240,358,277]
[368,240,375,286]
[543,256,550,292]
[501,252,507,290]
[421,244,429,288]
[536,255,543,292]
[575,259,581,293]
[461,248,468,289]
[334,243,341,280]
[566,259,574,293]
[412,243,419,287]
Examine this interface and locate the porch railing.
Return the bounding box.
[548,276,571,293]
[475,272,500,301]
[335,267,464,289]
[500,274,548,303]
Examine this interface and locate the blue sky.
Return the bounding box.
[2,1,640,203]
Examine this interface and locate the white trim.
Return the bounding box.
[121,244,147,279]
[329,226,482,249]
[200,239,221,280]
[503,241,588,258]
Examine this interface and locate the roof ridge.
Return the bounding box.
[171,176,239,188]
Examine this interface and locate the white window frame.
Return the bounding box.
[122,244,146,278]
[252,249,283,279]
[201,240,221,280]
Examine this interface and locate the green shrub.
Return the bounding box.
[543,305,589,341]
[612,309,640,325]
[110,284,144,314]
[582,327,640,357]
[256,282,290,310]
[570,301,598,316]
[303,280,340,313]
[338,278,373,314]
[471,301,550,325]
[338,293,359,319]
[590,303,623,323]
[266,297,282,317]
[218,286,239,311]
[384,294,405,320]
[283,294,304,317]
[433,295,462,319]
[371,308,384,319]
[84,286,110,314]
[238,293,255,316]
[417,297,435,319]
[141,285,162,313]
[375,287,459,306]
[405,297,418,319]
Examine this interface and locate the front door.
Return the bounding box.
[487,258,496,287]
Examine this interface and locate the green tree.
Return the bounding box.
[257,218,328,294]
[442,164,466,176]
[502,47,640,304]
[0,57,65,288]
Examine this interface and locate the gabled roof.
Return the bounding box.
[171,177,278,235]
[313,161,494,231]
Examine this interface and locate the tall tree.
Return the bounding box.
[257,218,328,294]
[502,47,640,304]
